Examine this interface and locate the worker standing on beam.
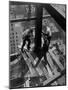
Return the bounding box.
[42,26,52,65]
[21,28,33,52]
[35,26,52,67]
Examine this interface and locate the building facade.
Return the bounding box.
[9,22,24,54]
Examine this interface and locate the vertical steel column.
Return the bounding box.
[34,4,43,57]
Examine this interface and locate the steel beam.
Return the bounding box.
[34,4,43,57]
[43,4,66,32]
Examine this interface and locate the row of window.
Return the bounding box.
[10,31,18,35]
[10,41,18,46]
[11,45,19,54]
[10,36,18,39]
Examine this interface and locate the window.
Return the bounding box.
[16,32,17,34]
[16,35,18,38]
[16,39,18,42]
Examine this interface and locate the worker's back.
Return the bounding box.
[23,34,30,41]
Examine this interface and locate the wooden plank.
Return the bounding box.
[43,72,60,85]
[47,53,55,71]
[49,48,64,71]
[24,50,50,78]
[22,52,39,77]
[47,53,59,75]
[24,50,36,65]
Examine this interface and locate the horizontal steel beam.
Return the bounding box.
[9,1,42,5]
[9,1,31,5]
[10,15,51,23]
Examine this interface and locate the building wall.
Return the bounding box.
[9,22,24,54]
[9,23,15,54]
